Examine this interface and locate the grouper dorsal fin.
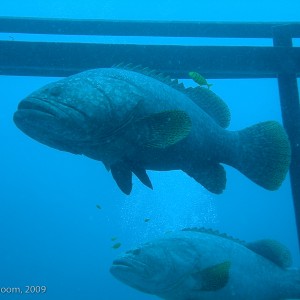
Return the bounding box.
[192,261,231,291]
[246,239,292,268]
[182,228,292,269]
[113,63,186,93]
[113,64,230,128]
[185,87,231,128]
[181,227,246,245]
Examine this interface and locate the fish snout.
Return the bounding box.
[13,97,92,153]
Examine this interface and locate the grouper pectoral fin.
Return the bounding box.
[192,261,231,291]
[111,162,132,195]
[184,163,226,194]
[131,166,153,190]
[135,110,192,149]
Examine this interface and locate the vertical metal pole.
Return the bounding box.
[273,25,300,252]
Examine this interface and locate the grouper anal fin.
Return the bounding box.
[111,162,133,195]
[184,163,226,194]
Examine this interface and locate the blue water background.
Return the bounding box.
[1,1,300,299]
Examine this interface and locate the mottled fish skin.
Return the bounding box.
[13,67,291,194]
[110,230,300,300]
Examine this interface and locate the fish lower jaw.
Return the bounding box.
[17,98,59,118]
[111,259,132,269]
[110,258,151,279]
[111,258,144,271]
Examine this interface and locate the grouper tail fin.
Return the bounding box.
[235,121,291,190]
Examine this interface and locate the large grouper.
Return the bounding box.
[13,65,291,194]
[110,228,300,299]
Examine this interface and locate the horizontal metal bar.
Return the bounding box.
[1,17,300,38]
[1,41,299,78]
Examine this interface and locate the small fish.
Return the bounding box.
[189,71,213,89]
[111,237,118,241]
[112,242,121,249]
[144,218,150,222]
[96,204,101,209]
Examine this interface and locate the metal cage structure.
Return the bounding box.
[1,17,299,249]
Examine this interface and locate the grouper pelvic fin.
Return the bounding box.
[111,162,132,195]
[192,261,231,291]
[185,86,231,128]
[135,110,192,149]
[184,163,226,194]
[111,161,153,194]
[246,239,292,268]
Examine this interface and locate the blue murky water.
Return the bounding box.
[0,1,299,299]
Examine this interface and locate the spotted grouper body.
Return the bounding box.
[110,229,300,300]
[14,66,291,194]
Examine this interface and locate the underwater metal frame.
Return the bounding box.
[1,17,299,250]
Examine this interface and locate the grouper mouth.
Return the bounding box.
[110,256,153,282]
[15,97,76,120]
[13,97,89,151]
[110,257,156,293]
[111,257,148,274]
[111,256,176,295]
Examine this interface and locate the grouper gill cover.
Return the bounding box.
[13,65,291,195]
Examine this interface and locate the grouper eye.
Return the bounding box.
[132,249,141,255]
[126,248,141,255]
[49,86,63,96]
